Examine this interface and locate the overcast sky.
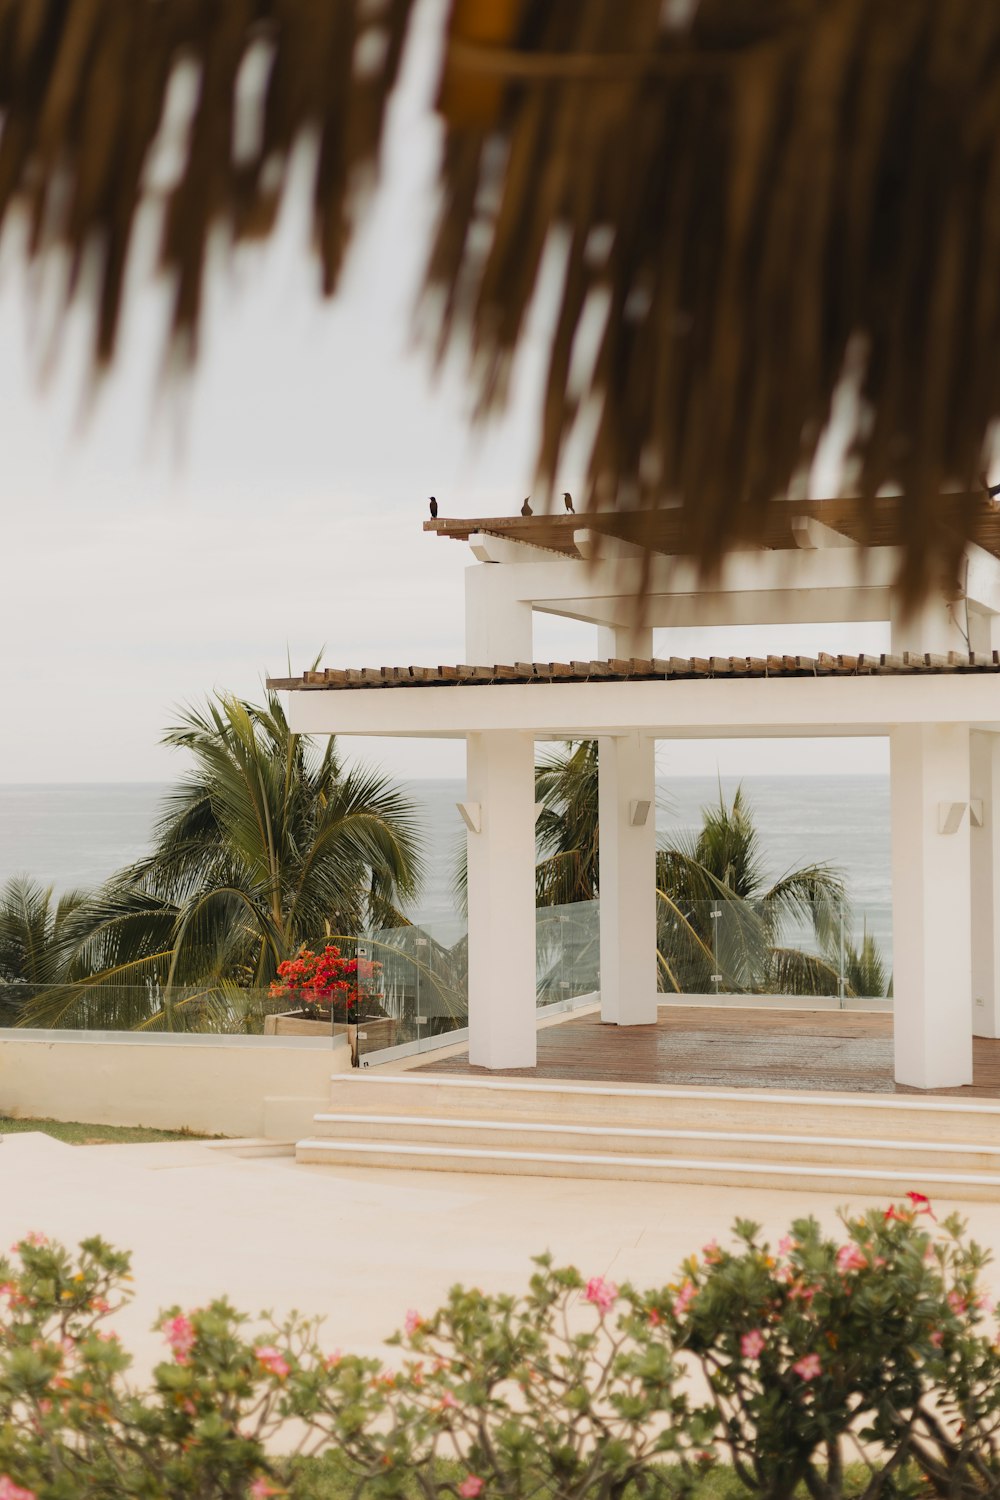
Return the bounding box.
[0,0,888,786]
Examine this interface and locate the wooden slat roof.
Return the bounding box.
[270,652,1000,691]
[424,495,1000,560]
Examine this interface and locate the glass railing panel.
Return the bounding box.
[0,983,319,1035]
[656,897,893,1002]
[535,899,600,1010]
[351,919,470,1063]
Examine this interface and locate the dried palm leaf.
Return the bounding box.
[2,0,1000,597]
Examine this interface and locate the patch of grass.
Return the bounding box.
[0,1116,210,1146]
[278,1455,915,1499]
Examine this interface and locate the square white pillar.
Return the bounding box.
[465,567,533,663]
[890,724,973,1088]
[970,730,1000,1037]
[598,733,658,1025]
[466,730,537,1069]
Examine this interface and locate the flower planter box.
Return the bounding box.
[263,1012,399,1051]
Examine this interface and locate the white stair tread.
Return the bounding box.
[332,1073,1000,1115]
[297,1138,1000,1186]
[312,1112,1000,1156]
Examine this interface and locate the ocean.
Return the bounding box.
[0,776,890,940]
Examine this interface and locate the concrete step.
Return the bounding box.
[320,1073,1000,1147]
[309,1110,1000,1173]
[297,1074,1000,1199]
[296,1136,1000,1200]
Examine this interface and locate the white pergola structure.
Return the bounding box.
[275,501,1000,1091]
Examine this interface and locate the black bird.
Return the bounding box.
[563,491,574,513]
[429,496,438,518]
[521,497,533,516]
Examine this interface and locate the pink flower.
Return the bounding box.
[254,1345,290,1379]
[324,1349,343,1370]
[930,1329,944,1348]
[947,1291,968,1316]
[740,1329,765,1359]
[836,1245,867,1273]
[584,1276,618,1315]
[162,1314,196,1364]
[792,1353,822,1381]
[439,1390,458,1411]
[906,1192,936,1220]
[0,1479,36,1500]
[702,1239,722,1263]
[248,1480,283,1499]
[672,1281,696,1318]
[458,1478,484,1498]
[404,1309,423,1336]
[778,1236,796,1256]
[885,1205,910,1224]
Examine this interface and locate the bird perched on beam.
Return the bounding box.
[563,491,574,513]
[521,497,532,516]
[428,496,438,518]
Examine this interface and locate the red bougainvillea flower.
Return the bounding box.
[458,1479,484,1498]
[741,1329,765,1359]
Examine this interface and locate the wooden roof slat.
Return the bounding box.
[267,651,1000,692]
[425,495,1000,566]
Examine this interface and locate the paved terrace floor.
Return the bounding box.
[412,1006,1000,1098]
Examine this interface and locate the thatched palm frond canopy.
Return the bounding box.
[2,0,1000,596]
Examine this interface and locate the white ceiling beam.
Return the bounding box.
[286,675,1000,741]
[791,516,857,549]
[467,531,569,564]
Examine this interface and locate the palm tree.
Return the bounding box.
[656,786,847,997]
[18,689,423,1030]
[0,877,91,1022]
[2,2,995,598]
[535,741,602,905]
[528,742,880,998]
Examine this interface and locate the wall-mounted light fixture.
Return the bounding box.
[456,801,481,833]
[629,798,651,827]
[938,801,968,835]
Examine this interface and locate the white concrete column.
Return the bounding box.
[970,731,1000,1037]
[598,732,658,1025]
[465,566,533,664]
[466,730,537,1069]
[597,625,653,659]
[890,724,973,1088]
[890,595,970,654]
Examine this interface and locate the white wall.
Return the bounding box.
[0,1032,351,1140]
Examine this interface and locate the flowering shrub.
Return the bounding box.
[268,944,383,1022]
[0,1233,355,1500]
[329,1256,693,1499]
[647,1197,1000,1500]
[0,1203,998,1499]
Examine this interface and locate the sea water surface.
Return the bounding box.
[0,777,890,931]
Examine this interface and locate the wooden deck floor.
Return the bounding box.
[413,1007,1000,1099]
